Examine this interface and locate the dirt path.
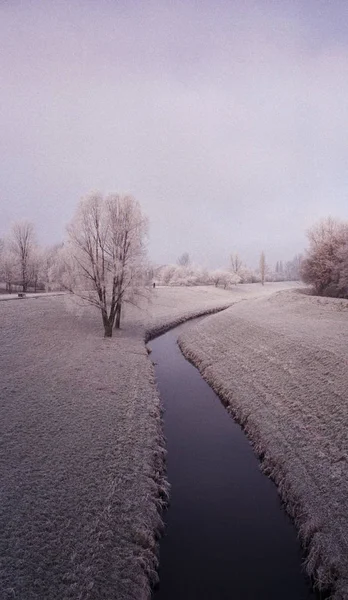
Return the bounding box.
[178,289,348,599]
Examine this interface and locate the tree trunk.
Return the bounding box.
[22,265,26,292]
[104,322,113,337]
[102,311,113,337]
[115,303,122,329]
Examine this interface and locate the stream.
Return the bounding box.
[149,318,319,600]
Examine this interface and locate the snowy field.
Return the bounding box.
[0,291,66,302]
[179,288,348,599]
[1,284,292,600]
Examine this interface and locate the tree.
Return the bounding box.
[259,251,266,286]
[337,243,348,297]
[63,193,148,337]
[210,269,228,288]
[230,253,243,276]
[279,260,284,275]
[40,243,64,291]
[300,218,348,296]
[177,252,190,267]
[284,254,302,281]
[10,221,36,292]
[28,247,43,293]
[0,244,16,293]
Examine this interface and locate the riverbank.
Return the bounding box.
[178,289,348,599]
[149,322,317,600]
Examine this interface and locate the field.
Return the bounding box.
[3,282,345,599]
[179,289,348,599]
[0,285,246,600]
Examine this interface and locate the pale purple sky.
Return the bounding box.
[1,0,348,268]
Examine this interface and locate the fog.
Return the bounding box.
[1,0,348,268]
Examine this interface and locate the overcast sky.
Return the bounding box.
[1,0,348,268]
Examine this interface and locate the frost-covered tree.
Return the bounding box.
[177,252,190,267]
[210,269,240,288]
[230,253,243,276]
[209,269,226,288]
[28,247,44,293]
[229,254,255,283]
[10,221,36,292]
[259,251,266,286]
[63,193,148,337]
[284,254,302,281]
[301,217,348,296]
[39,243,64,291]
[157,264,178,285]
[337,243,348,297]
[0,243,16,293]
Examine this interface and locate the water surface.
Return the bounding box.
[150,319,319,600]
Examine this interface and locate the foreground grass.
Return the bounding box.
[179,289,348,599]
[0,285,247,600]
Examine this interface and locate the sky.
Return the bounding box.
[1,0,348,269]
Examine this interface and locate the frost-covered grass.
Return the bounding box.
[1,284,265,600]
[178,288,348,599]
[0,291,66,301]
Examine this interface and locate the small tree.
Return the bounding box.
[10,221,36,292]
[63,193,148,337]
[210,269,227,288]
[259,251,266,286]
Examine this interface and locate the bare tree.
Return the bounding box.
[259,251,266,286]
[177,252,190,267]
[230,253,243,276]
[10,221,35,292]
[107,195,148,329]
[63,193,148,337]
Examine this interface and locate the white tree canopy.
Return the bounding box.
[62,193,148,336]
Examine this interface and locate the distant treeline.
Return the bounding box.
[153,252,302,288]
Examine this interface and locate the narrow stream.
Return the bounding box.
[149,318,319,600]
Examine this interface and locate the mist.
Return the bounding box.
[1,0,348,268]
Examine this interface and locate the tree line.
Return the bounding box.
[155,251,302,288]
[0,222,62,294]
[2,192,343,337]
[0,193,149,337]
